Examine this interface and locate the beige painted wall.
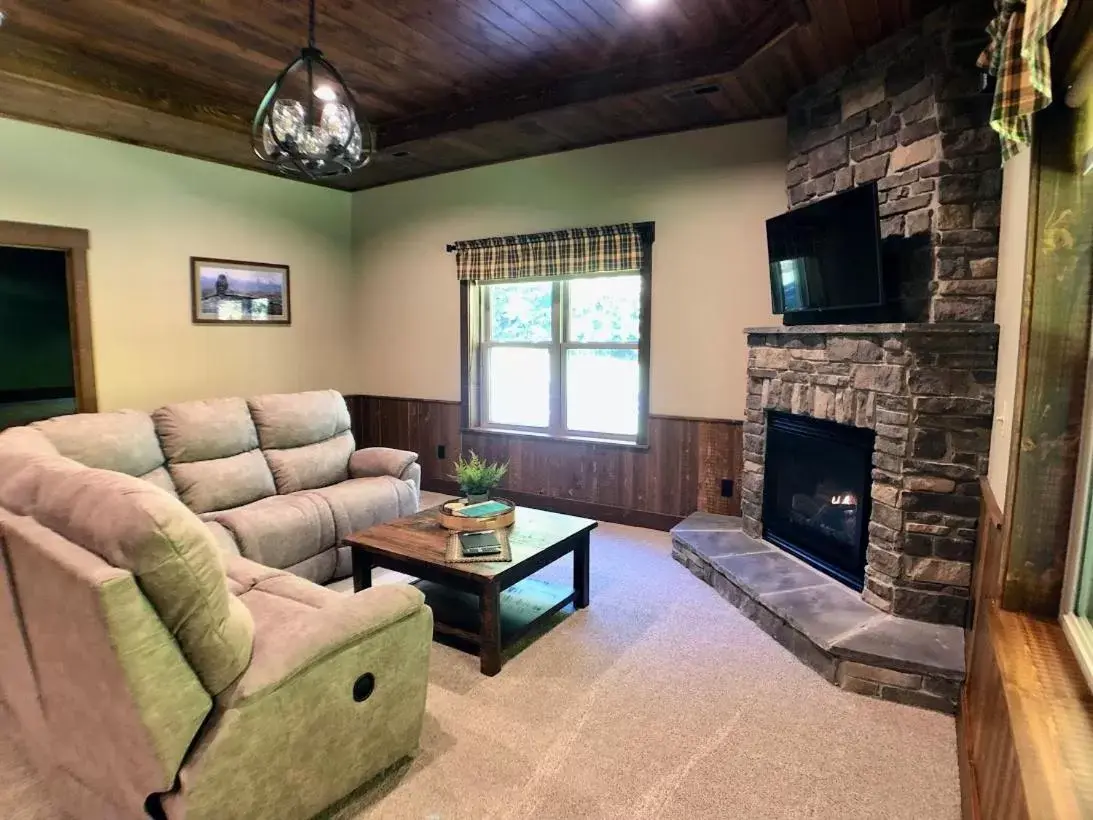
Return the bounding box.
[0,117,354,411]
[987,147,1033,506]
[350,118,786,420]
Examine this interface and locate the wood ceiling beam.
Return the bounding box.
[0,32,253,135]
[375,0,810,148]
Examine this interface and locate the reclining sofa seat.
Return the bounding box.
[0,423,432,820]
[28,390,420,584]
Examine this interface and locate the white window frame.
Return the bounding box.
[474,272,647,444]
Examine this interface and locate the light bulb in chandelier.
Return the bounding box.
[252,0,374,179]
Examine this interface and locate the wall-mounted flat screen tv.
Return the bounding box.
[766,183,884,316]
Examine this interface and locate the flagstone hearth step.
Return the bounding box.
[671,511,964,714]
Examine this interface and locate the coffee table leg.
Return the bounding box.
[574,533,590,609]
[352,549,373,593]
[480,581,502,676]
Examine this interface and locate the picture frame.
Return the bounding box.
[190,257,291,325]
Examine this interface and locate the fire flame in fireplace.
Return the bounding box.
[830,493,858,506]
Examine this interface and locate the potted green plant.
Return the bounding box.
[451,451,508,503]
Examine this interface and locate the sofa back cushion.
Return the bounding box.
[248,390,354,494]
[154,398,275,514]
[32,411,177,496]
[0,448,254,697]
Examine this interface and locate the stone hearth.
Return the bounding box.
[671,512,964,714]
[743,323,998,626]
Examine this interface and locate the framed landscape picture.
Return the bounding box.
[191,257,291,325]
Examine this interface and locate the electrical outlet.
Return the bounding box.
[721,479,734,498]
[437,444,446,460]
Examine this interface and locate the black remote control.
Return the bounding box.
[463,545,502,556]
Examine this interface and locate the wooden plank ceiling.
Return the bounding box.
[0,0,942,191]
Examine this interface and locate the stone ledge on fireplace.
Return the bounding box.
[671,512,964,714]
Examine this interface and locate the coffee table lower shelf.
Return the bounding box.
[413,578,576,664]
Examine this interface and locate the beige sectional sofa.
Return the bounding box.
[31,389,421,584]
[0,390,432,820]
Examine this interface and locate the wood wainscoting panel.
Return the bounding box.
[346,395,743,529]
[960,480,1093,820]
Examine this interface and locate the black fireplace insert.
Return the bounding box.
[762,411,875,590]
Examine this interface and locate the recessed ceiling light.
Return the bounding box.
[633,0,659,9]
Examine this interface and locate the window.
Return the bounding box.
[1062,331,1093,691]
[467,272,649,444]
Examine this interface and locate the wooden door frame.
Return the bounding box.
[0,221,97,412]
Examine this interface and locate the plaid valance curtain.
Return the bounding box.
[450,223,644,282]
[977,0,1069,161]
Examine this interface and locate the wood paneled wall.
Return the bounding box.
[960,481,1093,820]
[346,395,743,529]
[961,479,1025,820]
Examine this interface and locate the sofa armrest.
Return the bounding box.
[228,584,425,704]
[349,447,418,481]
[164,585,433,820]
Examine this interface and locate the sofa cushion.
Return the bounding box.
[204,521,240,558]
[0,450,253,697]
[168,450,276,515]
[283,551,339,585]
[263,430,354,494]
[311,476,418,542]
[223,555,338,606]
[0,426,59,457]
[210,492,337,581]
[141,466,179,497]
[153,398,260,464]
[247,390,351,450]
[32,412,173,489]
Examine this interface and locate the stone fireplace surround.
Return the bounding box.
[670,321,995,714]
[742,323,998,626]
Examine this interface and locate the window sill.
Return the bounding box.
[462,427,649,451]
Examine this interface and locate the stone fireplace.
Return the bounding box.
[672,1,999,713]
[742,324,998,626]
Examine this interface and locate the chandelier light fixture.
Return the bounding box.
[251,0,374,178]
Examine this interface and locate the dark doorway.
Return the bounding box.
[0,247,76,428]
[762,411,875,590]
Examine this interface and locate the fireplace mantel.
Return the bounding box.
[742,322,999,626]
[745,323,998,337]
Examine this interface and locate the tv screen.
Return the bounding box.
[766,183,883,315]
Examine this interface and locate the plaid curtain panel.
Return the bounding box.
[451,223,644,282]
[977,0,1070,161]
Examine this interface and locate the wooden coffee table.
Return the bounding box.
[343,505,595,675]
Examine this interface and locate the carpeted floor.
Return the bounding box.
[0,494,960,820]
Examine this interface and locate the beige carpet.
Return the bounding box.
[0,495,960,820]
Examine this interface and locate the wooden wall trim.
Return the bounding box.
[650,413,744,425]
[956,692,982,820]
[355,394,462,406]
[0,220,97,413]
[0,220,90,251]
[970,477,1007,633]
